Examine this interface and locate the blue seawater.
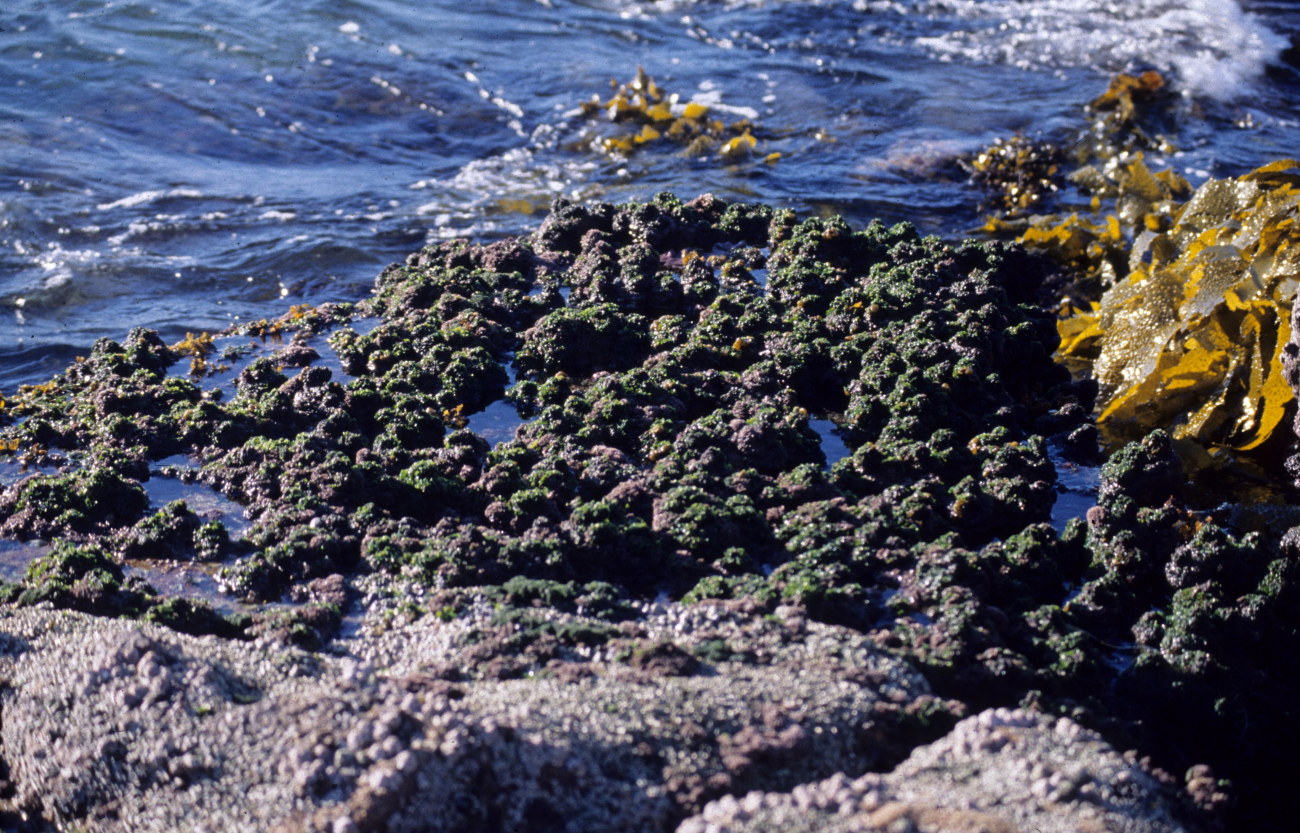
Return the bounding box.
[1,0,1297,390]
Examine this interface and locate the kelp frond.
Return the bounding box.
[1056,159,1300,456]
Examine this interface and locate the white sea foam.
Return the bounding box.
[96,188,203,211]
[903,0,1287,100]
[567,0,1284,100]
[412,146,602,239]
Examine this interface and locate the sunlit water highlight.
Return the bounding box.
[2,0,1296,393]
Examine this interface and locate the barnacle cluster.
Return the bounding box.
[578,67,773,162]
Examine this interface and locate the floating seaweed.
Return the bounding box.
[962,135,1066,216]
[969,71,1177,230]
[171,332,228,380]
[1079,70,1178,161]
[578,66,764,162]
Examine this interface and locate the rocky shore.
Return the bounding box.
[0,194,1294,831]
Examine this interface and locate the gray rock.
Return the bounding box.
[0,600,1190,833]
[677,708,1190,833]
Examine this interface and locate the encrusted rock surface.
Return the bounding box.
[0,600,926,831]
[0,605,1186,832]
[678,709,1188,833]
[1,195,1293,830]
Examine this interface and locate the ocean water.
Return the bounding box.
[1,0,1297,392]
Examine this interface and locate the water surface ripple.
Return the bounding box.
[2,0,1297,391]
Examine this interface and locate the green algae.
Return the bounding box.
[3,194,1298,830]
[0,195,1070,615]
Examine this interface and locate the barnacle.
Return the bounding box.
[578,67,766,162]
[1056,159,1300,459]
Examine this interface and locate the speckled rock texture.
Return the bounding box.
[0,605,1187,833]
[0,601,928,832]
[677,709,1188,833]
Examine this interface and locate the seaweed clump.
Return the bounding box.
[1055,160,1300,478]
[968,72,1299,490]
[962,135,1066,216]
[576,67,772,162]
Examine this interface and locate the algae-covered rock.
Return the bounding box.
[1,194,1293,831]
[0,467,149,541]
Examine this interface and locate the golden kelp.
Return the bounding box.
[171,331,216,359]
[1070,69,1179,172]
[1057,159,1300,455]
[969,71,1176,225]
[171,331,229,379]
[578,66,761,161]
[1086,71,1170,144]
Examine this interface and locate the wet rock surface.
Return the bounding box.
[0,195,1293,830]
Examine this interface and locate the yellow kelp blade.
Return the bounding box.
[1243,159,1300,188]
[1183,244,1251,319]
[683,102,709,120]
[1022,215,1095,260]
[1092,264,1183,397]
[1057,310,1103,356]
[718,133,756,159]
[1100,309,1232,431]
[1236,304,1293,451]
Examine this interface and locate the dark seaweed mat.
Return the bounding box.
[1,194,1298,831]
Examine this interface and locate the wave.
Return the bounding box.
[902,0,1288,100]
